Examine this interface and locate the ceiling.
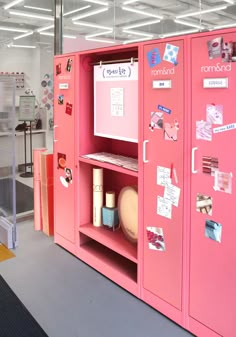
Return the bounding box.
[0,0,236,50]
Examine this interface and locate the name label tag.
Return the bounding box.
[203,78,228,88]
[153,80,172,89]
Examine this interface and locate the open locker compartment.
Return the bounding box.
[76,44,141,296]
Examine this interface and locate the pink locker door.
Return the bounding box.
[190,31,236,336]
[54,55,76,244]
[143,40,185,310]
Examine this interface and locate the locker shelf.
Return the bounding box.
[79,156,138,177]
[79,236,138,295]
[79,223,137,263]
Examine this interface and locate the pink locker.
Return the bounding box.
[53,54,77,254]
[142,38,186,325]
[189,29,236,337]
[53,29,236,337]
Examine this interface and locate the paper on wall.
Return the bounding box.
[157,196,172,219]
[157,166,171,186]
[196,120,212,141]
[164,183,181,207]
[110,87,124,117]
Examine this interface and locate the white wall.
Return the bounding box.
[0,47,41,107]
[40,48,54,151]
[0,46,54,152]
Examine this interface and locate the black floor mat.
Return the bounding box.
[0,275,48,337]
[0,178,34,215]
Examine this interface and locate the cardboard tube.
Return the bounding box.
[93,168,103,227]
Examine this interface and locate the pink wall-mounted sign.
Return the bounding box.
[94,61,138,143]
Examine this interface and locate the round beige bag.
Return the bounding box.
[118,186,138,243]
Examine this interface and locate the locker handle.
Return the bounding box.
[53,125,59,143]
[143,140,149,163]
[191,147,198,174]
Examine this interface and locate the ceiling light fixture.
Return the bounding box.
[40,32,55,37]
[122,19,161,30]
[64,34,77,39]
[85,37,116,44]
[64,6,91,16]
[123,29,154,38]
[176,6,227,19]
[123,36,152,44]
[174,19,204,29]
[122,6,163,19]
[86,30,113,38]
[8,44,36,48]
[224,0,234,4]
[72,7,108,20]
[123,0,139,4]
[37,25,54,32]
[73,21,112,30]
[23,5,52,12]
[81,0,109,5]
[40,32,77,39]
[160,29,198,38]
[9,10,54,21]
[13,31,34,40]
[0,26,28,33]
[4,0,24,10]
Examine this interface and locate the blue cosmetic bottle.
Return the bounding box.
[102,191,119,231]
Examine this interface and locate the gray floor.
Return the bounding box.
[0,220,194,337]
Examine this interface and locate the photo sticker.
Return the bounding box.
[163,44,179,65]
[214,171,232,194]
[56,63,61,75]
[149,112,163,131]
[146,227,166,251]
[60,167,73,188]
[222,41,233,62]
[207,37,223,60]
[206,104,223,125]
[58,94,64,105]
[65,102,73,115]
[202,156,219,176]
[66,58,73,72]
[164,120,179,141]
[196,194,212,215]
[57,153,66,169]
[205,219,222,243]
[147,48,162,68]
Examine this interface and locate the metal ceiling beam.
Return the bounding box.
[54,0,63,55]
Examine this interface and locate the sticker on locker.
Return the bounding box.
[146,227,166,251]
